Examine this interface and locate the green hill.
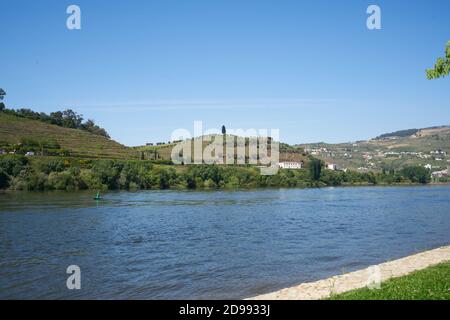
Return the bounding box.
[0,113,138,159]
[0,112,307,164]
[300,126,450,172]
[134,135,310,164]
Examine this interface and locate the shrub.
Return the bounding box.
[0,155,29,176]
[400,166,431,184]
[0,168,9,188]
[38,159,66,174]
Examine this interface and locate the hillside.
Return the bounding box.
[0,113,138,159]
[3,110,447,171]
[0,112,308,164]
[375,128,420,140]
[374,125,450,140]
[135,135,310,164]
[301,126,450,172]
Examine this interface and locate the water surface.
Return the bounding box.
[1,186,449,299]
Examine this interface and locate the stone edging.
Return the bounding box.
[248,245,450,300]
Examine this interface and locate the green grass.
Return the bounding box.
[329,261,450,300]
[0,113,138,160]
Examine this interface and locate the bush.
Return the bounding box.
[0,155,29,176]
[400,166,431,184]
[92,160,122,189]
[0,168,9,188]
[47,172,71,190]
[0,155,434,191]
[38,159,66,174]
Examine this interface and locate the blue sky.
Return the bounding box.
[1,0,449,146]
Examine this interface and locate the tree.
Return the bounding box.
[221,125,226,135]
[0,88,6,111]
[82,119,110,138]
[309,159,322,181]
[400,166,430,184]
[49,111,63,126]
[427,41,450,79]
[61,109,83,129]
[0,168,9,188]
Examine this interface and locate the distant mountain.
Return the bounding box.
[374,125,450,140]
[375,128,420,140]
[300,125,450,172]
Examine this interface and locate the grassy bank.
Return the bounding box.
[329,261,450,300]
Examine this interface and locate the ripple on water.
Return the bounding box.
[0,186,450,299]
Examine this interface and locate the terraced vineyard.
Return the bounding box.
[300,126,450,172]
[135,135,310,164]
[0,113,138,159]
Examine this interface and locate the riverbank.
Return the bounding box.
[249,245,450,300]
[1,181,448,195]
[328,260,450,299]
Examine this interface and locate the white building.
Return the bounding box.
[431,150,447,156]
[431,166,450,179]
[424,164,432,170]
[278,162,303,169]
[432,170,448,179]
[25,151,35,157]
[327,163,339,171]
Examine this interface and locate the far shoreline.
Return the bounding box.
[1,181,449,195]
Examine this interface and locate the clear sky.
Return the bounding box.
[1,0,449,146]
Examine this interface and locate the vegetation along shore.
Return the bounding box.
[0,89,446,192]
[0,150,437,192]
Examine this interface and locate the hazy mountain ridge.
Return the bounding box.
[300,125,450,172]
[374,125,450,140]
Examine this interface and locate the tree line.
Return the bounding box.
[0,88,110,138]
[0,155,432,191]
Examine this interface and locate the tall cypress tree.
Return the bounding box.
[309,159,322,181]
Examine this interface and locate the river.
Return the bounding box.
[1,186,449,299]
